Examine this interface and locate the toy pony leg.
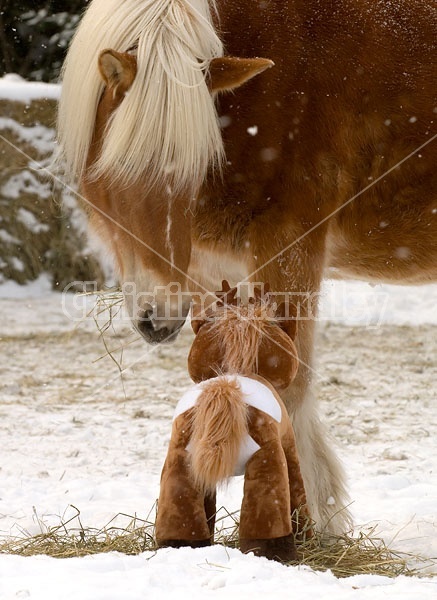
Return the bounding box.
[204,490,217,538]
[155,412,212,548]
[239,430,297,562]
[281,428,313,540]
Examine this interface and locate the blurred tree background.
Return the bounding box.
[0,0,105,289]
[0,0,88,81]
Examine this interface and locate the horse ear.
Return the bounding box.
[98,49,137,92]
[275,302,298,340]
[208,57,274,93]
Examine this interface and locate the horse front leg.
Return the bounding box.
[252,229,352,536]
[155,412,211,548]
[285,317,352,536]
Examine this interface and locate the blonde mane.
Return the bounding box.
[57,0,223,191]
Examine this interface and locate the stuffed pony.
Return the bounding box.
[155,282,311,562]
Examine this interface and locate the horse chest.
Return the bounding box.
[189,244,251,291]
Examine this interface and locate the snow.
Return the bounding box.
[0,230,20,245]
[16,208,50,234]
[0,74,60,102]
[0,280,436,599]
[0,117,56,155]
[1,548,436,600]
[320,280,437,326]
[0,273,52,299]
[0,74,436,599]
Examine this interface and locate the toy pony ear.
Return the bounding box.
[190,302,207,335]
[275,301,298,340]
[208,56,274,93]
[98,49,137,92]
[216,279,238,306]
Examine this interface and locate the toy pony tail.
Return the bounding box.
[190,377,248,496]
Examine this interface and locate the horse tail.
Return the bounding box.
[190,377,248,495]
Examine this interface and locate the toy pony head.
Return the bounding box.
[188,281,299,390]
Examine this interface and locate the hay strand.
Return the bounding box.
[1,505,434,578]
[0,506,157,559]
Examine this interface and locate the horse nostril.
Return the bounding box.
[142,309,154,324]
[136,309,156,336]
[135,310,185,345]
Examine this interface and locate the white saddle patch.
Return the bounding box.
[233,434,261,476]
[237,375,282,423]
[173,375,282,475]
[173,375,281,422]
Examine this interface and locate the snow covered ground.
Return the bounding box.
[1,73,436,598]
[0,279,436,599]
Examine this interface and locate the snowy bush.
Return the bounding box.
[0,77,104,289]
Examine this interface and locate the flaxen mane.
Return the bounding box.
[208,302,285,375]
[57,0,223,190]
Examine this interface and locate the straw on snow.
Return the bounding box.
[1,506,433,578]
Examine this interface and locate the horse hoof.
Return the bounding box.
[240,535,298,563]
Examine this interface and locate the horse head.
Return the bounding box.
[188,281,299,389]
[76,48,273,344]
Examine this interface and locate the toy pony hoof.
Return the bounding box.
[157,539,211,549]
[240,534,298,563]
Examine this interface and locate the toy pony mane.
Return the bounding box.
[57,0,223,190]
[208,301,280,375]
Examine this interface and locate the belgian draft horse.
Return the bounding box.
[57,0,437,534]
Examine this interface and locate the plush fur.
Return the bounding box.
[155,287,312,562]
[189,377,249,495]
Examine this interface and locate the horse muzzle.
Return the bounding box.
[135,308,187,345]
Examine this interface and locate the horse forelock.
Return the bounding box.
[57,0,223,191]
